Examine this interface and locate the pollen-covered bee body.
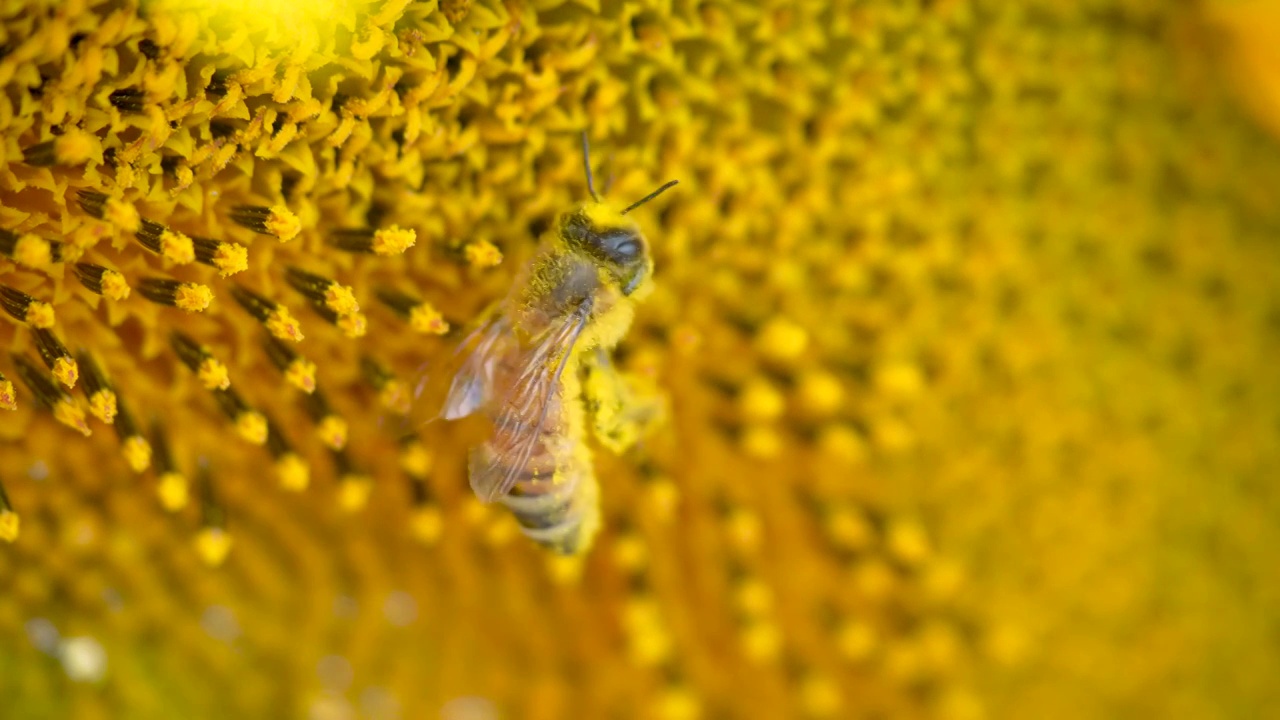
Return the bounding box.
[440,143,676,555]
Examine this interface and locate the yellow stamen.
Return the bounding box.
[14,234,53,268]
[275,454,310,492]
[410,506,443,544]
[103,198,141,232]
[338,312,367,338]
[284,358,317,394]
[212,243,248,276]
[157,473,189,512]
[53,130,95,165]
[324,285,359,315]
[51,357,78,389]
[174,283,212,312]
[195,527,232,567]
[317,415,348,450]
[160,230,196,264]
[399,442,432,478]
[755,318,809,364]
[27,302,55,329]
[197,358,231,391]
[121,435,152,473]
[0,379,15,410]
[337,477,372,512]
[100,271,131,300]
[265,205,301,241]
[235,411,268,445]
[378,381,411,415]
[54,399,91,436]
[372,226,416,255]
[546,555,585,586]
[0,510,18,542]
[88,389,118,424]
[409,304,450,334]
[266,307,304,342]
[464,239,503,268]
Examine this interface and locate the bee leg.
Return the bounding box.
[581,348,665,454]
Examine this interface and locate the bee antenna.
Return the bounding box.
[621,180,679,215]
[581,131,599,202]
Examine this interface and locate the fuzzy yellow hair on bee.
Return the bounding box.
[438,133,677,555]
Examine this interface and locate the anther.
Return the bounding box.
[137,278,212,312]
[332,449,372,512]
[212,388,268,445]
[263,416,309,491]
[75,190,141,232]
[0,229,61,269]
[108,87,146,113]
[113,397,151,473]
[73,263,131,300]
[76,351,117,423]
[262,336,316,393]
[284,266,359,315]
[170,332,230,390]
[375,287,450,334]
[0,370,16,411]
[229,285,304,341]
[22,131,94,166]
[303,389,348,450]
[194,461,232,567]
[0,477,17,542]
[135,219,195,264]
[10,354,90,435]
[360,356,410,415]
[191,236,248,277]
[32,328,77,389]
[150,419,188,511]
[310,301,367,338]
[228,204,300,241]
[0,285,55,327]
[327,225,416,255]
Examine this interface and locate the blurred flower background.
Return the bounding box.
[1,0,1279,718]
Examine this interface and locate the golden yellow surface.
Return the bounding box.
[1,0,1279,718]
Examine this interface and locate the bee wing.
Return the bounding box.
[440,314,510,421]
[469,303,592,502]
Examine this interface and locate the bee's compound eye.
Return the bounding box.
[602,230,641,261]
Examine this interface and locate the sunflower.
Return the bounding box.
[1,0,1279,718]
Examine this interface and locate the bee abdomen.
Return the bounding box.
[499,463,599,555]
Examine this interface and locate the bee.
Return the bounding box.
[439,134,677,555]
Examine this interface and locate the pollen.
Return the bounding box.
[157,473,189,512]
[14,234,53,268]
[195,528,232,568]
[27,302,55,329]
[754,318,809,365]
[0,0,1277,716]
[121,436,153,473]
[267,308,304,342]
[234,411,268,446]
[409,304,449,334]
[317,415,349,451]
[54,400,92,437]
[464,240,503,268]
[0,510,18,542]
[229,205,301,241]
[0,377,15,411]
[197,359,230,391]
[284,359,317,394]
[275,454,310,492]
[373,226,416,255]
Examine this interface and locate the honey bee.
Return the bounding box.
[439,134,676,555]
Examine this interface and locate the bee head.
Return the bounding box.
[565,133,677,296]
[559,205,651,296]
